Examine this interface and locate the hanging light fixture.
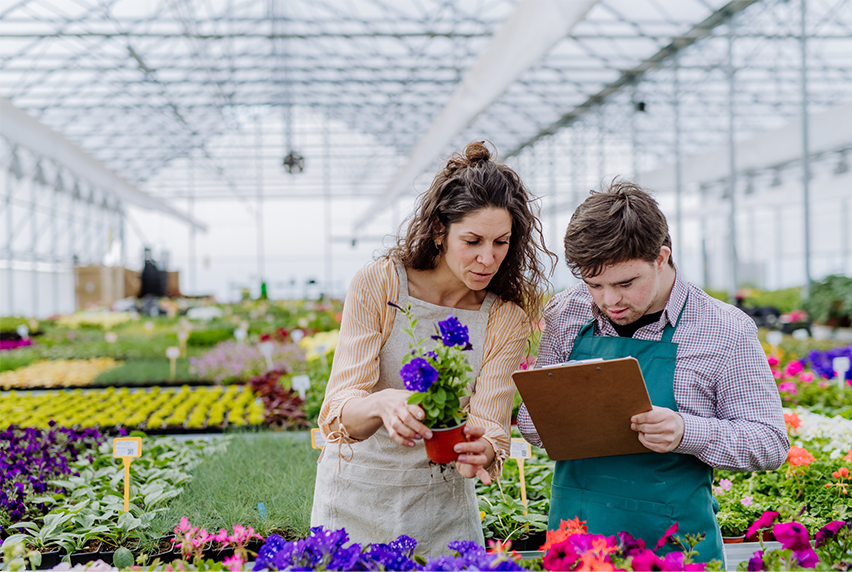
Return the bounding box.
[835,150,849,175]
[770,168,782,188]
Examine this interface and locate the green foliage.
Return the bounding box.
[94,359,197,384]
[804,274,852,326]
[742,287,803,314]
[187,329,235,347]
[702,288,730,303]
[0,349,37,372]
[147,432,320,542]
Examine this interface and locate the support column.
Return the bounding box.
[549,135,559,276]
[52,175,59,314]
[597,107,606,183]
[726,15,739,299]
[6,170,13,316]
[800,0,813,296]
[188,155,196,294]
[323,114,332,296]
[630,85,640,178]
[31,176,38,316]
[842,199,849,275]
[256,117,265,294]
[673,54,684,262]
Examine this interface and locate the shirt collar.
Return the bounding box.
[587,263,688,332]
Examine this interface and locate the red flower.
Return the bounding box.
[783,412,801,429]
[540,518,587,552]
[787,446,815,466]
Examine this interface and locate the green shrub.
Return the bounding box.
[743,286,803,314]
[93,359,197,384]
[187,328,234,347]
[804,274,852,327]
[703,288,729,302]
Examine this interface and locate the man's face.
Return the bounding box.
[582,250,670,326]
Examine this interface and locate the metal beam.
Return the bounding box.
[504,0,763,158]
[0,97,207,231]
[352,0,598,231]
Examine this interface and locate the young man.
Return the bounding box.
[517,180,788,563]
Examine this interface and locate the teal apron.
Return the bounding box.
[547,303,724,563]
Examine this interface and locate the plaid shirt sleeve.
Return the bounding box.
[518,276,790,471]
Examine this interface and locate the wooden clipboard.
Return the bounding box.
[512,357,653,461]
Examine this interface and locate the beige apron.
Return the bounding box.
[311,260,495,556]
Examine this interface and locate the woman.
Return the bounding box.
[311,141,553,556]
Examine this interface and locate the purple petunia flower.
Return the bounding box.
[746,511,780,538]
[794,548,819,569]
[747,550,765,571]
[814,520,846,548]
[437,314,470,348]
[400,357,439,392]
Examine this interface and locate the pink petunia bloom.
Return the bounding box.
[778,381,798,395]
[543,537,580,571]
[819,381,830,389]
[799,372,814,383]
[660,551,706,571]
[773,522,811,552]
[815,521,846,548]
[654,522,678,551]
[746,511,780,538]
[630,549,664,571]
[223,555,244,572]
[785,360,804,377]
[719,478,732,491]
[741,496,754,506]
[767,356,780,367]
[794,548,819,569]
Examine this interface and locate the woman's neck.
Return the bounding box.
[406,266,487,310]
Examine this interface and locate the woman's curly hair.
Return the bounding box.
[385,141,555,322]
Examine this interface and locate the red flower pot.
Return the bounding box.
[424,423,466,464]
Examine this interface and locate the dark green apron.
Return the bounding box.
[547,303,724,563]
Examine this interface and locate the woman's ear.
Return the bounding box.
[432,220,446,244]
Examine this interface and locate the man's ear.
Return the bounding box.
[657,246,671,269]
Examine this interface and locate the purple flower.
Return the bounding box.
[436,315,470,349]
[814,520,846,548]
[631,549,664,571]
[654,522,678,551]
[773,522,811,552]
[794,548,819,569]
[400,358,439,392]
[617,530,646,555]
[747,550,765,571]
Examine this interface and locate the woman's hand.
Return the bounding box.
[375,388,433,447]
[453,425,495,485]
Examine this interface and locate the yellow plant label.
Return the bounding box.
[311,428,326,449]
[510,438,531,459]
[113,437,142,458]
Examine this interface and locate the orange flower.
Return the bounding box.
[786,446,815,466]
[844,449,852,462]
[784,412,802,429]
[834,467,849,479]
[540,517,588,552]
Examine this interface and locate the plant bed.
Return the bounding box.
[68,540,101,566]
[144,536,179,565]
[34,546,62,570]
[506,531,545,552]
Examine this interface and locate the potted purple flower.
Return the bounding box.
[391,302,473,464]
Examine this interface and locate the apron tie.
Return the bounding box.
[326,422,355,473]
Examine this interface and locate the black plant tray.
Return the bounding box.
[3,379,239,392]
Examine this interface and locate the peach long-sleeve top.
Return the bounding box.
[318,257,530,477]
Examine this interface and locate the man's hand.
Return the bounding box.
[631,406,684,453]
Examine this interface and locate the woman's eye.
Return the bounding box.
[466,240,479,245]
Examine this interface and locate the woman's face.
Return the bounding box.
[437,207,512,292]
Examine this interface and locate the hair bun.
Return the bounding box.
[464,141,491,165]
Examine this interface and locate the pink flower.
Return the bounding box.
[794,548,819,569]
[819,381,830,389]
[719,478,732,491]
[654,522,678,551]
[213,529,229,544]
[785,360,804,377]
[712,486,725,495]
[175,517,192,533]
[741,496,754,506]
[746,511,780,538]
[223,555,244,572]
[778,381,798,395]
[767,356,780,367]
[799,372,814,383]
[773,522,811,552]
[630,549,664,571]
[543,537,580,571]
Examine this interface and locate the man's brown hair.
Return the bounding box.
[563,179,674,279]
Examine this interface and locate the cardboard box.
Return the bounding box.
[124,268,141,298]
[165,271,181,298]
[75,265,133,309]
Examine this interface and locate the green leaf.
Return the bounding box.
[113,546,135,569]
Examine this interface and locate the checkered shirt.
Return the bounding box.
[517,269,790,471]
